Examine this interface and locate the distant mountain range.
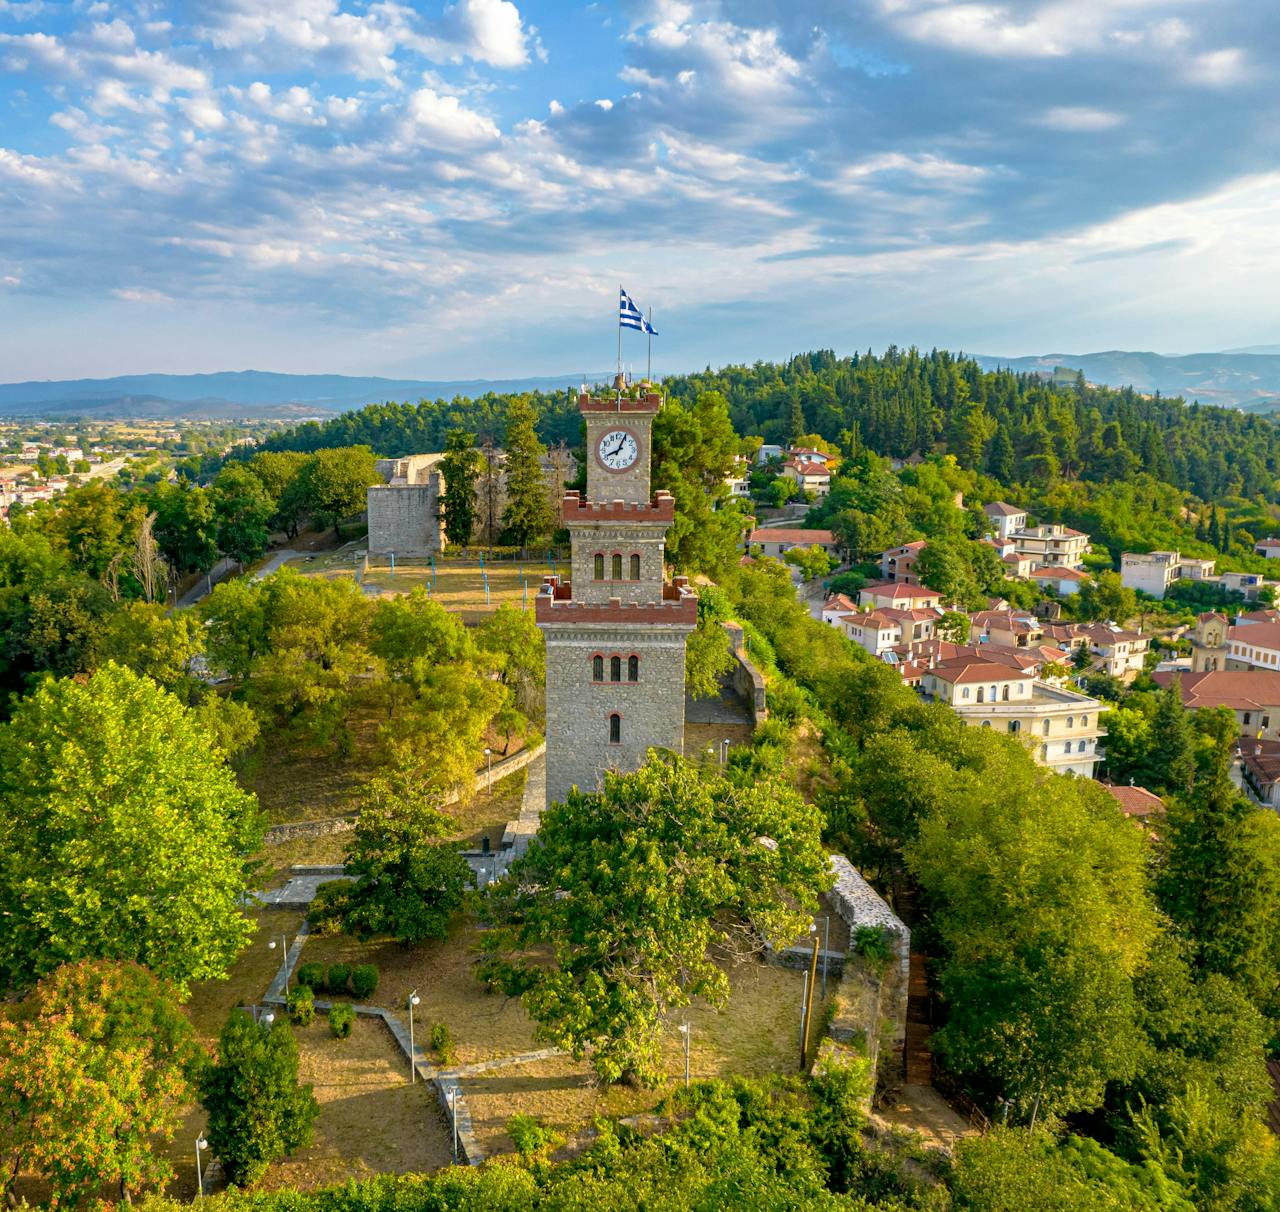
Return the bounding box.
[5,352,1280,419]
[972,350,1280,412]
[0,370,605,420]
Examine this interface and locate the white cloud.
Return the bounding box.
[113,286,174,303]
[443,0,530,68]
[181,93,226,131]
[405,87,500,146]
[1186,47,1248,86]
[1037,106,1126,132]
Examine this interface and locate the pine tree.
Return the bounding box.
[1142,680,1196,796]
[1156,717,1280,1013]
[500,397,554,553]
[200,1010,319,1186]
[785,394,806,445]
[988,426,1016,484]
[439,428,481,548]
[1208,507,1221,550]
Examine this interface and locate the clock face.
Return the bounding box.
[598,429,639,471]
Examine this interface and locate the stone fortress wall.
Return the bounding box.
[366,449,574,557]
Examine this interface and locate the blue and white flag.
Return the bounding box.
[619,286,658,335]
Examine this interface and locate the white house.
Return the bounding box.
[1254,538,1280,560]
[755,444,784,465]
[779,458,831,498]
[859,580,944,611]
[920,658,1106,777]
[983,501,1028,542]
[1029,566,1089,596]
[1011,523,1090,572]
[1120,550,1217,599]
[748,527,840,559]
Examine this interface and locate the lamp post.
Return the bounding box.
[484,746,492,790]
[268,933,289,993]
[261,1011,274,1029]
[721,738,730,766]
[407,990,420,1083]
[822,914,830,999]
[678,1022,690,1088]
[195,1136,207,1199]
[449,1085,459,1163]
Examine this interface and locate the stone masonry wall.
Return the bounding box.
[584,411,655,506]
[569,523,669,606]
[827,854,910,1080]
[723,621,767,724]
[543,627,689,807]
[367,478,442,556]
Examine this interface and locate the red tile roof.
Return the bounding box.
[1226,622,1280,649]
[862,580,943,601]
[1151,669,1280,709]
[1030,566,1089,581]
[783,459,830,477]
[928,658,1034,685]
[749,527,835,544]
[1102,784,1165,819]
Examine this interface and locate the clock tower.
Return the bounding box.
[536,381,697,807]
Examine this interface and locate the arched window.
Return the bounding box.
[989,685,997,702]
[1001,685,1010,701]
[980,720,991,728]
[1009,720,1021,734]
[592,655,604,681]
[976,687,985,703]
[1077,740,1087,753]
[1041,745,1048,760]
[1066,715,1074,728]
[594,553,604,579]
[611,553,623,580]
[630,553,641,579]
[1080,715,1088,727]
[628,655,639,682]
[1063,741,1072,754]
[1042,719,1051,736]
[962,687,970,699]
[610,655,622,682]
[609,713,621,744]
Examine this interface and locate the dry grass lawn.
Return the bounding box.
[357,560,568,622]
[447,767,527,848]
[256,1017,454,1191]
[184,910,306,1043]
[299,918,533,1064]
[461,961,826,1156]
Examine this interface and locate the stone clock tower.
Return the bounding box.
[536,381,697,807]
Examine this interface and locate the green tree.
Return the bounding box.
[915,537,978,607]
[199,1010,319,1186]
[0,960,200,1207]
[907,752,1156,1121]
[298,446,379,537]
[481,755,831,1085]
[0,664,262,994]
[784,543,835,581]
[213,463,274,568]
[476,604,546,720]
[936,610,971,644]
[1140,681,1196,797]
[440,428,482,547]
[1157,725,1280,1016]
[1076,570,1138,624]
[99,600,203,696]
[317,767,474,944]
[653,391,747,577]
[150,481,219,575]
[501,398,554,552]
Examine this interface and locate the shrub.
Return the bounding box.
[431,1021,455,1065]
[350,963,379,1000]
[295,963,325,993]
[852,926,891,969]
[327,963,352,995]
[307,881,351,936]
[507,1113,564,1159]
[287,985,315,1027]
[328,1002,356,1039]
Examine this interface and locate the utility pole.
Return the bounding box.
[800,924,820,1069]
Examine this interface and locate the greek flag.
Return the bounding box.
[619,287,657,335]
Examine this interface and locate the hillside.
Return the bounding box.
[0,370,605,420]
[973,350,1280,411]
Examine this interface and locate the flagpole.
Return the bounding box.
[646,308,653,384]
[616,287,622,385]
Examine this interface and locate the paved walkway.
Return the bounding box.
[875,1085,974,1153]
[175,557,237,607]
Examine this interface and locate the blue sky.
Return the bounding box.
[0,0,1277,380]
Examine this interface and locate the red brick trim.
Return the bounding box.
[579,393,661,413]
[536,597,698,625]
